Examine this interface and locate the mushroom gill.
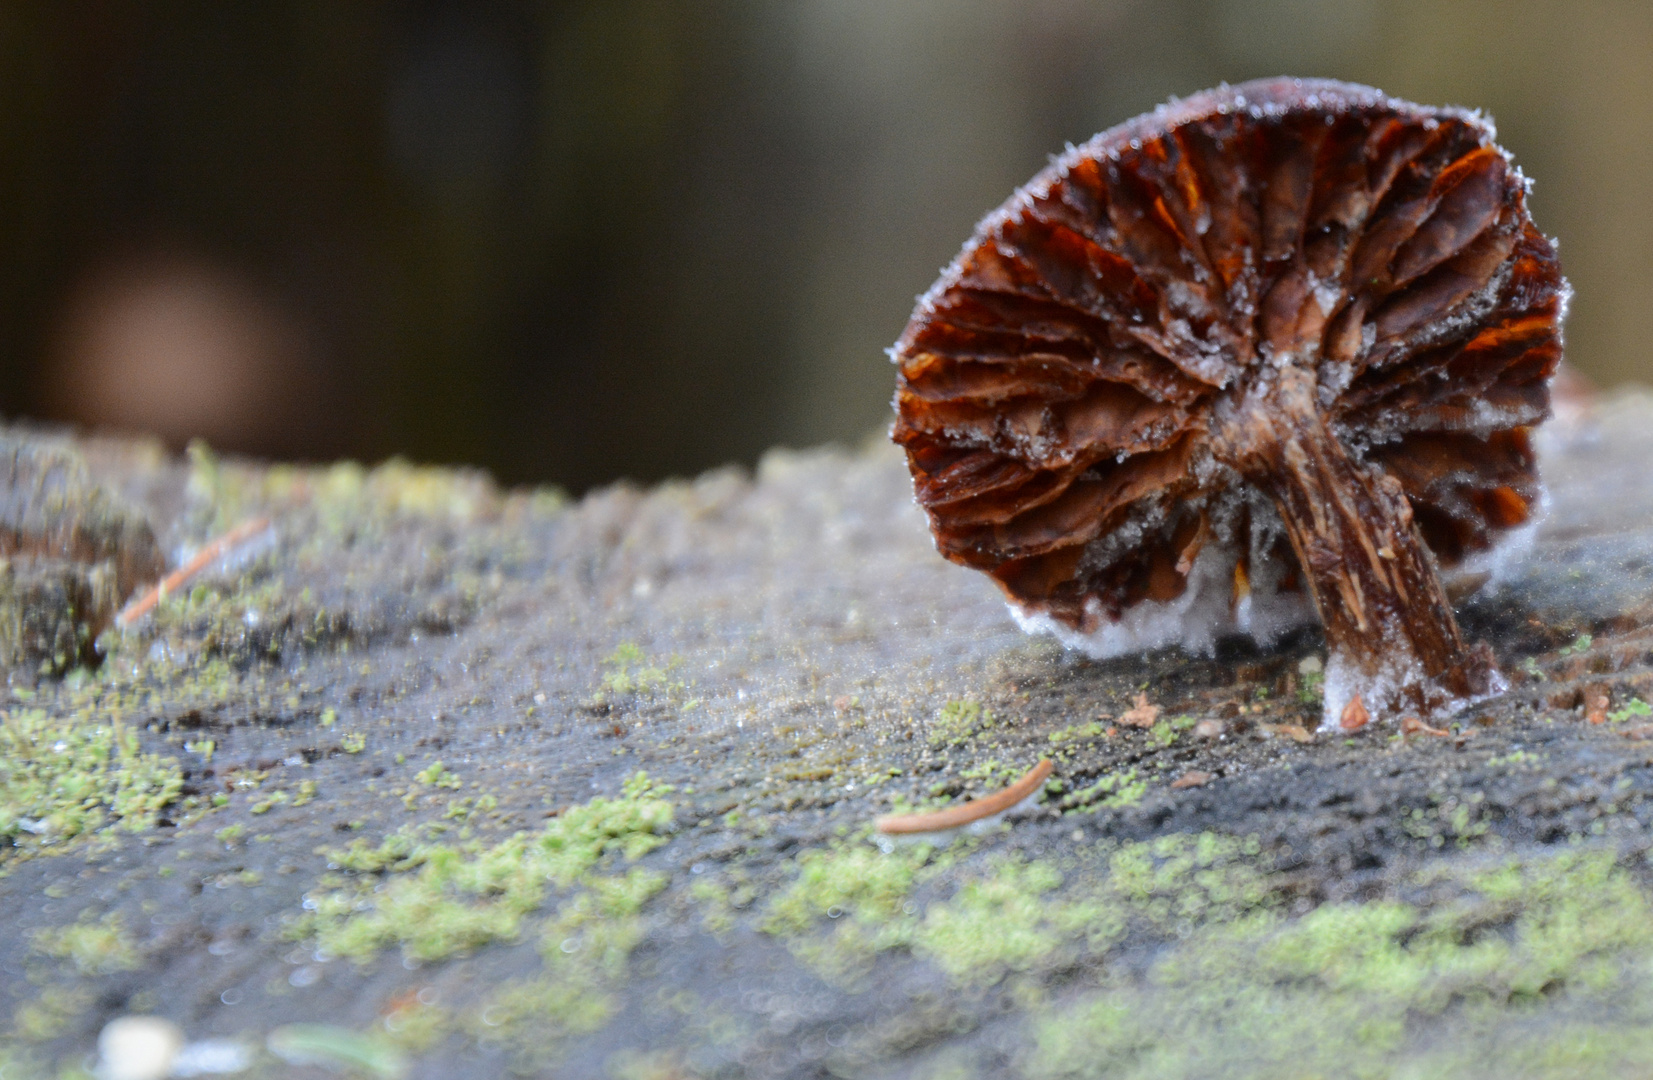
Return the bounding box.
[891,78,1566,726]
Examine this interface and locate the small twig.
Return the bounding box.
[115,516,273,628]
[876,759,1053,835]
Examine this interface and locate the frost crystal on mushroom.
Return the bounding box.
[891,78,1566,727]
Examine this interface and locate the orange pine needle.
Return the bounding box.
[1399,716,1449,738]
[115,516,273,628]
[876,759,1053,835]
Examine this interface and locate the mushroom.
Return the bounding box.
[891,78,1566,727]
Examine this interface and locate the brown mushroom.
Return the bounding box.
[891,78,1566,727]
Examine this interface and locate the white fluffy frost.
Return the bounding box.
[1006,476,1542,730]
[1320,648,1506,732]
[1009,541,1315,660]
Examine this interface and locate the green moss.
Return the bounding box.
[764,842,1130,990]
[911,858,1120,985]
[10,985,92,1042]
[0,1045,68,1080]
[959,759,1020,786]
[0,706,182,852]
[1609,698,1652,723]
[1061,769,1146,812]
[466,867,670,1068]
[761,832,1278,993]
[128,443,545,677]
[294,772,673,963]
[379,1001,450,1055]
[598,642,682,698]
[1102,832,1274,926]
[1025,850,1653,1080]
[930,700,990,747]
[688,876,738,935]
[1297,669,1325,704]
[470,979,616,1057]
[191,442,514,534]
[249,791,287,814]
[29,913,142,976]
[414,760,462,789]
[606,1050,696,1080]
[763,841,934,935]
[1047,722,1105,747]
[537,867,667,980]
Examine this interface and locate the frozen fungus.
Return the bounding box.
[891,78,1566,726]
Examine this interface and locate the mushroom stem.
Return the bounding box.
[1216,367,1501,726]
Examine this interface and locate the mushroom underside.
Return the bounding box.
[893,79,1563,727]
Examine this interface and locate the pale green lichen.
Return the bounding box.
[0,706,182,851]
[740,835,1653,1078]
[1145,720,1177,748]
[1061,769,1146,812]
[9,984,93,1042]
[414,760,462,789]
[1558,633,1594,657]
[909,858,1121,984]
[1609,698,1652,723]
[930,700,991,748]
[1102,832,1273,926]
[189,439,523,535]
[465,867,669,1070]
[1399,793,1491,849]
[1298,668,1326,704]
[1047,721,1106,747]
[597,642,683,699]
[959,759,1021,787]
[294,772,673,963]
[29,913,142,976]
[763,840,935,935]
[1025,850,1653,1080]
[758,831,1277,993]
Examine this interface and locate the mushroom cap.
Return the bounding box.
[891,78,1565,655]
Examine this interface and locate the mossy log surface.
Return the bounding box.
[5,397,1653,1078]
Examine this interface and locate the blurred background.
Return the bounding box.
[0,1,1647,492]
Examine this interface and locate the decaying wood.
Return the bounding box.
[5,391,1653,1077]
